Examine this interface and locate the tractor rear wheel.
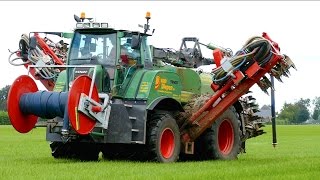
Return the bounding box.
[147,112,180,163]
[195,107,241,160]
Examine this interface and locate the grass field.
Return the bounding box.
[0,125,320,179]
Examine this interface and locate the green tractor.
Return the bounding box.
[7,12,295,162]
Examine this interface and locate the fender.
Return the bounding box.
[147,96,184,112]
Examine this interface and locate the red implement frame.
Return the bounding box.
[23,33,65,91]
[33,33,64,65]
[181,33,284,143]
[25,67,56,91]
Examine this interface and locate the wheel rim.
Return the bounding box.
[218,119,234,155]
[160,128,175,159]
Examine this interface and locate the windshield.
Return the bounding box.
[69,31,116,66]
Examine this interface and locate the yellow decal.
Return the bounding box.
[75,107,79,130]
[155,76,161,90]
[139,82,149,93]
[154,75,175,92]
[157,90,172,94]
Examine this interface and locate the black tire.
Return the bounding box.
[101,144,134,161]
[147,112,181,163]
[195,107,241,160]
[50,142,75,159]
[73,142,100,161]
[101,144,121,160]
[50,142,100,161]
[102,144,146,161]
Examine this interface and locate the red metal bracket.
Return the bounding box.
[213,49,224,67]
[232,70,245,85]
[245,61,262,79]
[34,33,64,65]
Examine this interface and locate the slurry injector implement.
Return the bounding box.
[7,12,295,162]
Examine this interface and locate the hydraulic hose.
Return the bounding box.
[8,33,62,80]
[212,36,273,84]
[8,34,30,66]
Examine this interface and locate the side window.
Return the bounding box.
[120,36,141,66]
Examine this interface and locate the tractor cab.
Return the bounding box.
[66,13,153,96]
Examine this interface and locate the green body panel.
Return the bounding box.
[154,65,214,103]
[199,72,215,94]
[144,71,181,105]
[159,66,201,93]
[121,69,148,98]
[87,65,104,92]
[62,32,74,39]
[122,69,182,105]
[53,70,67,92]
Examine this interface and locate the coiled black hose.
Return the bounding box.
[212,36,274,84]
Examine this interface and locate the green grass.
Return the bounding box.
[1,125,320,179]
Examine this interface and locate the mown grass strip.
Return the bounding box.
[0,125,319,179]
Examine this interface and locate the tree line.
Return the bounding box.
[276,97,320,124]
[277,98,312,124]
[0,85,10,111]
[0,85,10,125]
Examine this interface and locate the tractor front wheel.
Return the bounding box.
[147,112,180,163]
[50,142,75,159]
[50,142,100,161]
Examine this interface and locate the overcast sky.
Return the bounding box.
[1,1,319,112]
